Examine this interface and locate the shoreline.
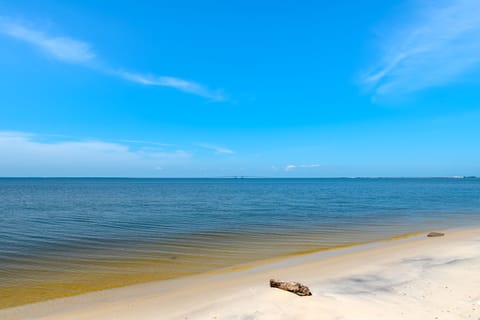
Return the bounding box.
[0,228,430,309]
[2,226,479,319]
[0,227,434,310]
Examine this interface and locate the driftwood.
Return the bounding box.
[269,279,312,296]
[427,232,445,237]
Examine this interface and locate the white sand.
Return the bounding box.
[2,227,480,320]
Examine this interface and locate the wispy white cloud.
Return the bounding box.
[284,164,320,171]
[0,17,224,100]
[118,71,225,101]
[197,143,235,154]
[0,131,190,176]
[361,0,480,96]
[110,139,171,147]
[0,18,95,63]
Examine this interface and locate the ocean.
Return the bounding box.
[1,178,479,308]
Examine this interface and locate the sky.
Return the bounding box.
[1,0,480,177]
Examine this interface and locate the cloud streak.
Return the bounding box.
[197,143,235,154]
[0,19,95,63]
[0,131,190,177]
[361,0,480,96]
[119,72,225,101]
[285,164,320,171]
[0,17,224,100]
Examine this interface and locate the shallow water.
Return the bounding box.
[1,178,479,308]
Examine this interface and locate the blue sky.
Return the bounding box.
[1,0,480,177]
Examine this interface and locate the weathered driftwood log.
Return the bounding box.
[427,231,445,237]
[269,279,312,296]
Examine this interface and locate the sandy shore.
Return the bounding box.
[2,227,479,320]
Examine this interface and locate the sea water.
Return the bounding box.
[1,178,479,308]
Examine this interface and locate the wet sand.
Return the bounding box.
[1,227,479,320]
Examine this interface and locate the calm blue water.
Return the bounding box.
[0,178,479,307]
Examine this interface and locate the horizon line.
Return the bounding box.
[0,176,477,179]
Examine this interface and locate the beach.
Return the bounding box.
[3,178,480,309]
[2,226,479,320]
[3,0,480,318]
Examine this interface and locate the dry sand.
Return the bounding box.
[1,227,479,320]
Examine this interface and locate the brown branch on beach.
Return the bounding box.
[269,279,312,296]
[427,232,445,237]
